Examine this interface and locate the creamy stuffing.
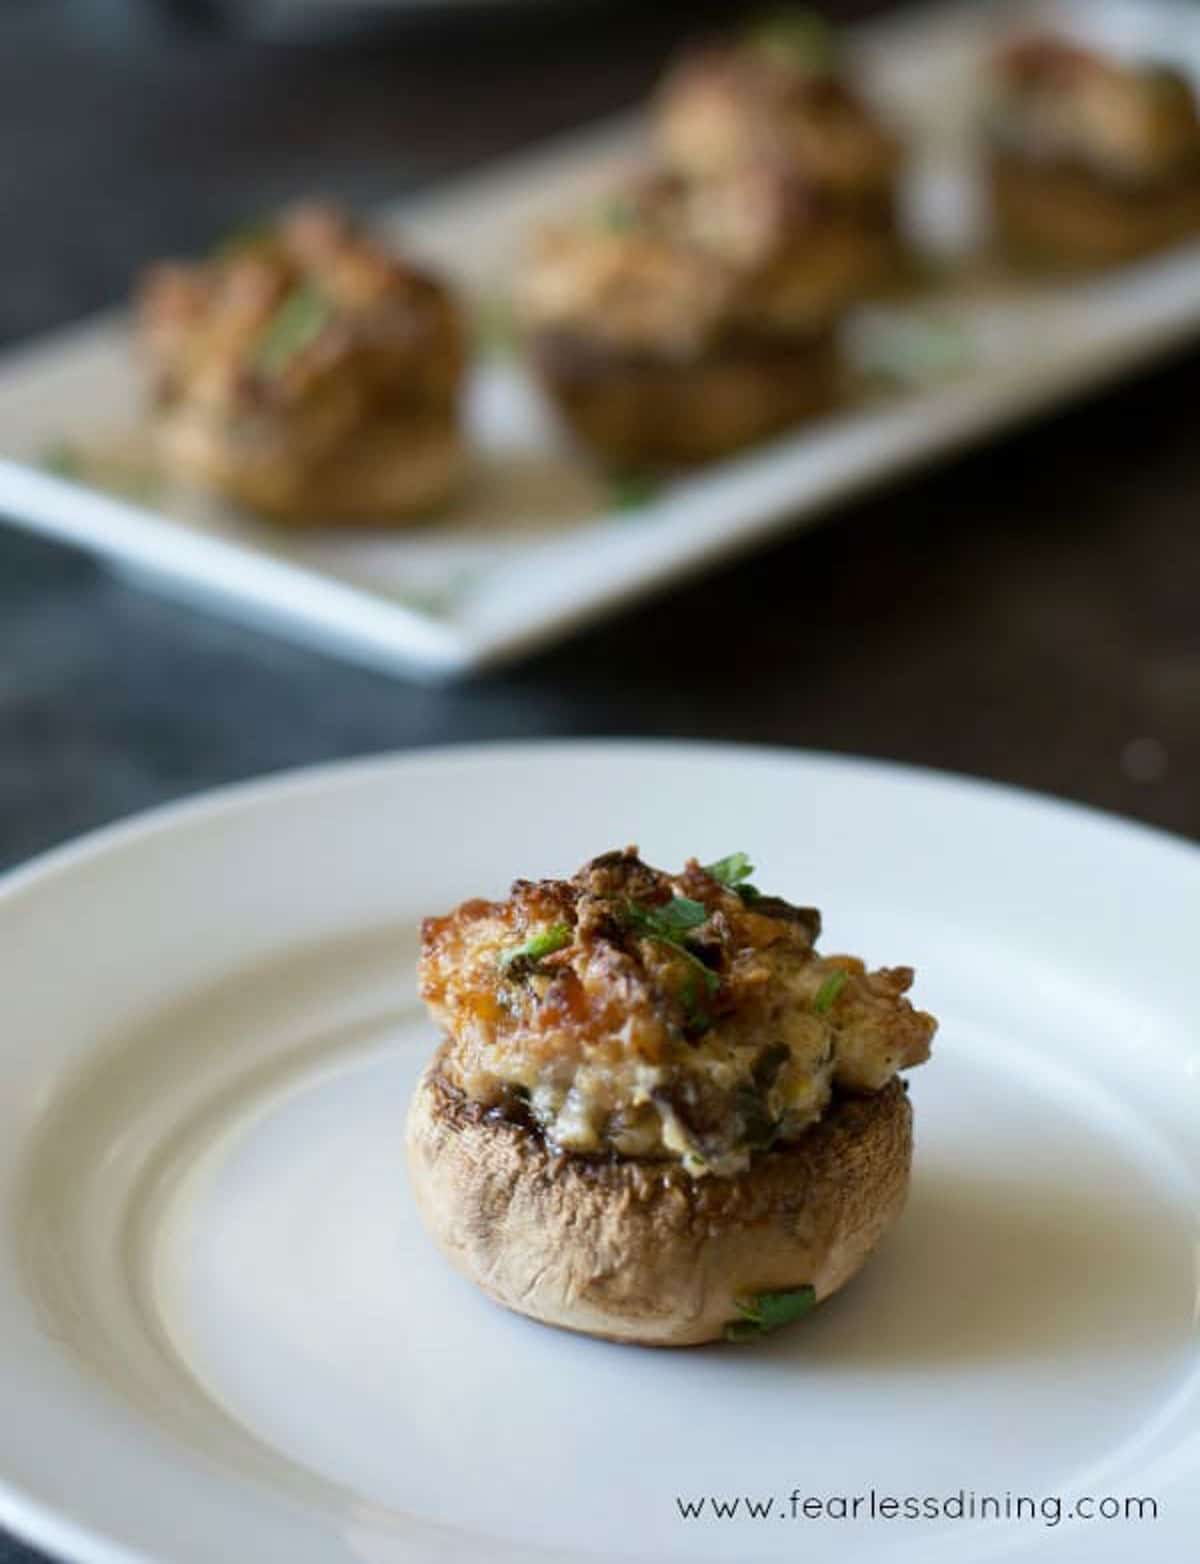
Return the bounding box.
[518,166,893,359]
[655,18,900,201]
[136,203,464,518]
[420,848,935,1178]
[987,35,1200,187]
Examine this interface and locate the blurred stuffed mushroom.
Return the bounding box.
[518,12,905,468]
[137,203,465,523]
[984,34,1200,266]
[517,175,845,466]
[654,9,906,297]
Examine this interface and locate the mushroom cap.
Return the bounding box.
[406,1049,913,1347]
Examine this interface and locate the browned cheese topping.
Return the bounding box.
[137,203,463,436]
[420,848,935,1178]
[988,34,1200,187]
[519,14,900,359]
[654,16,900,203]
[518,165,892,357]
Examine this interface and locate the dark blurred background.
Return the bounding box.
[1,0,900,345]
[0,0,1197,867]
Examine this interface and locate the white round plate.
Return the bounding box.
[1,742,1198,1564]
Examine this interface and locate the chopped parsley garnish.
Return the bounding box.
[746,9,837,73]
[254,283,334,376]
[813,969,848,1014]
[608,471,660,513]
[703,850,762,902]
[216,221,273,260]
[623,897,720,1028]
[629,896,708,937]
[703,852,753,887]
[41,441,84,481]
[724,1285,817,1342]
[40,440,162,502]
[498,923,572,975]
[679,971,716,1034]
[849,309,974,390]
[597,196,639,233]
[474,293,517,358]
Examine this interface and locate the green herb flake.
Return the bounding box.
[596,196,639,234]
[679,971,713,1035]
[654,896,708,935]
[41,441,84,480]
[703,852,754,887]
[724,1284,817,1342]
[498,922,572,974]
[746,9,837,73]
[608,471,660,513]
[703,850,766,903]
[849,310,974,391]
[623,898,721,1005]
[40,440,163,503]
[216,221,274,260]
[474,293,517,358]
[813,969,848,1015]
[254,283,335,377]
[624,896,707,938]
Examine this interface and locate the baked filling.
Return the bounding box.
[420,848,935,1178]
[654,13,900,205]
[985,34,1200,194]
[137,203,463,511]
[518,176,892,369]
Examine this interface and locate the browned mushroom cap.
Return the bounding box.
[527,326,839,467]
[406,1050,912,1347]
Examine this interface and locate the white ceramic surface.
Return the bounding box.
[0,741,1198,1564]
[4,0,1200,676]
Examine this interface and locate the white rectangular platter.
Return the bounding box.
[1,0,1199,678]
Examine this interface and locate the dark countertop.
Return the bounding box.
[1,3,1198,1560]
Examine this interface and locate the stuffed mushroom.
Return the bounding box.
[654,10,904,296]
[517,174,844,466]
[137,203,465,523]
[408,847,936,1346]
[984,34,1200,266]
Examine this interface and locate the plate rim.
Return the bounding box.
[2,739,1197,913]
[0,737,1197,1564]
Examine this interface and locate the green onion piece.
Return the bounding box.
[724,1285,817,1341]
[813,969,848,1014]
[498,923,572,973]
[254,284,334,377]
